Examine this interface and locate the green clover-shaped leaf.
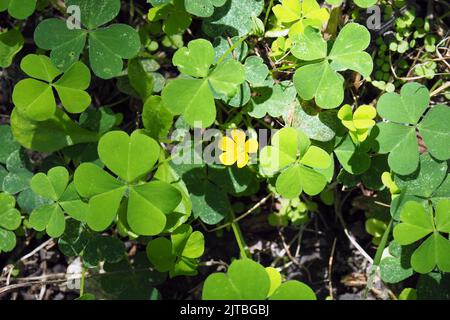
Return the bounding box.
[376,82,450,175]
[244,56,269,86]
[74,131,182,236]
[0,193,21,253]
[248,80,297,118]
[390,153,449,220]
[184,0,226,17]
[380,241,415,284]
[29,167,89,237]
[272,0,329,37]
[0,0,36,19]
[393,200,450,273]
[11,107,99,153]
[0,125,21,164]
[338,104,376,142]
[202,0,264,37]
[34,0,140,79]
[162,39,245,128]
[0,29,24,68]
[259,127,332,198]
[334,134,371,175]
[292,24,373,109]
[2,150,33,195]
[148,0,192,36]
[202,259,316,300]
[12,54,91,121]
[354,0,378,8]
[59,220,125,268]
[147,224,205,277]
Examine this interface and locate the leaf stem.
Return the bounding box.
[264,0,275,27]
[79,264,86,297]
[230,210,250,259]
[364,219,393,299]
[216,35,249,65]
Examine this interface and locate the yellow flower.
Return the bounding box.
[219,129,259,168]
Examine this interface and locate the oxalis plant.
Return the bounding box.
[0,0,449,302]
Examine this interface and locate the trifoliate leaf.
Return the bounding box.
[292,24,372,109]
[162,39,245,128]
[34,0,140,79]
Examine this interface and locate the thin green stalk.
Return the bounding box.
[364,219,393,299]
[230,210,250,259]
[216,35,249,65]
[264,0,275,27]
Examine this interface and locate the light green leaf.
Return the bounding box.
[202,0,264,37]
[0,29,24,68]
[162,78,215,128]
[354,0,378,8]
[411,233,450,273]
[34,19,87,71]
[202,259,271,300]
[173,39,215,78]
[0,193,21,231]
[291,26,327,60]
[34,1,140,78]
[184,0,226,17]
[0,0,36,19]
[283,103,337,142]
[276,165,303,199]
[89,24,141,79]
[244,56,269,86]
[66,0,121,29]
[98,131,160,183]
[29,203,65,237]
[13,79,56,121]
[435,200,450,233]
[53,62,92,114]
[0,125,21,164]
[418,104,450,161]
[128,182,181,236]
[0,228,16,252]
[142,96,174,140]
[334,134,371,175]
[329,23,373,77]
[128,58,155,100]
[292,24,372,109]
[394,153,447,199]
[294,60,344,109]
[375,122,419,175]
[300,146,331,169]
[269,281,316,300]
[10,107,99,152]
[393,201,434,245]
[249,81,297,118]
[31,167,69,201]
[377,82,430,125]
[146,237,175,272]
[20,54,61,82]
[74,162,126,231]
[209,59,246,97]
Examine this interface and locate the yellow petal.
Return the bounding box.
[231,129,247,144]
[219,151,237,166]
[236,152,249,168]
[219,136,236,152]
[245,139,259,154]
